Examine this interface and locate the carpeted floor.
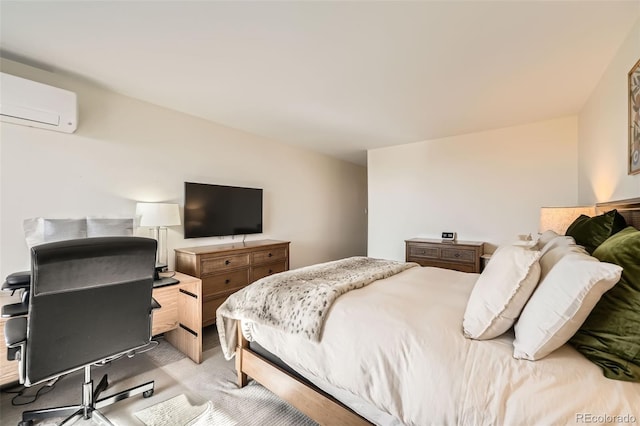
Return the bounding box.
[0,326,317,426]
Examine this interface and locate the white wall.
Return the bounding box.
[0,59,368,278]
[368,117,578,261]
[578,19,640,203]
[367,20,639,262]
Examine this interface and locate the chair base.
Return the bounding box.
[19,368,154,426]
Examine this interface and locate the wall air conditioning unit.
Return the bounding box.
[0,72,78,133]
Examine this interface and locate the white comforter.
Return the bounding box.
[246,266,640,426]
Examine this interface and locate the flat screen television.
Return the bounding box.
[184,182,263,238]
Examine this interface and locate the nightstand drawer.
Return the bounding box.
[441,248,475,263]
[151,284,179,335]
[201,254,250,275]
[408,245,440,259]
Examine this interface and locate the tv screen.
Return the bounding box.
[184,182,263,238]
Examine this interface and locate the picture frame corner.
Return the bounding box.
[628,58,640,175]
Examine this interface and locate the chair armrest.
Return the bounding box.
[5,317,27,360]
[5,317,26,383]
[1,302,28,318]
[1,271,31,291]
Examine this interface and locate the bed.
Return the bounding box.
[218,198,640,426]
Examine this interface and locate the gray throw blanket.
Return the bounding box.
[217,256,418,359]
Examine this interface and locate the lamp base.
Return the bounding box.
[154,264,166,281]
[153,265,179,287]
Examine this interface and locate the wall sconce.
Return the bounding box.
[539,206,596,235]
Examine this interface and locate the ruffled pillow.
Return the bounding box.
[463,245,541,340]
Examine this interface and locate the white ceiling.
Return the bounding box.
[1,1,639,165]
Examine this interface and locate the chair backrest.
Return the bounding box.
[25,236,156,385]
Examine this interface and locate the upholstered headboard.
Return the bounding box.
[596,197,640,229]
[23,217,135,248]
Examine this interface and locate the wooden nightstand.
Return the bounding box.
[480,253,492,272]
[405,238,484,273]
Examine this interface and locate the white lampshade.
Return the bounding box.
[136,203,181,227]
[539,206,596,235]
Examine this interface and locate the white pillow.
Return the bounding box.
[539,234,576,256]
[463,245,541,340]
[535,230,559,249]
[538,243,588,280]
[513,252,622,360]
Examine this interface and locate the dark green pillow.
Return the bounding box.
[569,226,640,381]
[565,209,627,254]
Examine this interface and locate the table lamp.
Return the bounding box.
[136,202,181,283]
[539,206,596,235]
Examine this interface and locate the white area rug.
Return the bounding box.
[134,394,230,426]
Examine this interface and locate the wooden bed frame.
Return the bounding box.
[234,197,640,426]
[596,197,640,226]
[235,327,371,425]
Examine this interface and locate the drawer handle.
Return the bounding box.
[268,253,273,257]
[420,250,426,254]
[225,279,231,284]
[225,260,231,265]
[454,253,460,258]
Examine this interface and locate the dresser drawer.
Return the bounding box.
[441,248,475,263]
[252,247,287,265]
[202,269,250,298]
[203,294,228,327]
[252,261,287,282]
[201,254,249,275]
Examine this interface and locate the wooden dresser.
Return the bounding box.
[405,238,484,273]
[175,239,290,327]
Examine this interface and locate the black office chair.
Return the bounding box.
[4,236,159,426]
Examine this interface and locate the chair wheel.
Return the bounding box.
[19,420,33,426]
[143,389,154,398]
